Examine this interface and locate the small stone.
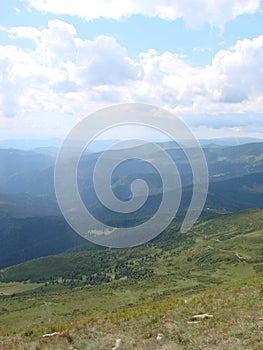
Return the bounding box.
[41,332,60,338]
[112,338,121,350]
[156,333,164,341]
[191,313,213,320]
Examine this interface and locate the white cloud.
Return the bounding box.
[126,35,263,121]
[7,26,41,41]
[0,46,30,118]
[204,36,263,103]
[0,19,263,136]
[0,20,142,119]
[37,19,77,63]
[27,0,260,28]
[75,35,143,86]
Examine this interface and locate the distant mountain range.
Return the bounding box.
[0,136,262,150]
[1,141,263,196]
[0,140,262,269]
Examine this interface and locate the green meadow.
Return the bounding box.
[0,209,263,349]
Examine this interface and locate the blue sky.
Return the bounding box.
[0,0,263,139]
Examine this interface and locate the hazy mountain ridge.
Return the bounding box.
[0,141,263,268]
[0,141,263,196]
[0,169,263,268]
[0,193,60,218]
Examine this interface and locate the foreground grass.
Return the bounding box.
[0,275,262,349]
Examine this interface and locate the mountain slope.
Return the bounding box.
[0,149,55,195]
[0,193,60,218]
[0,169,262,269]
[207,171,263,211]
[0,209,263,349]
[1,208,262,285]
[1,274,262,350]
[0,215,100,269]
[1,141,263,196]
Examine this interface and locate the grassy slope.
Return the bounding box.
[0,275,262,349]
[0,208,263,349]
[1,208,263,284]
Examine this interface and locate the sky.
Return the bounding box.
[0,0,263,140]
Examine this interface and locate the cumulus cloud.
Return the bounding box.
[37,19,77,63]
[27,0,260,28]
[7,26,41,41]
[127,35,263,118]
[0,47,28,118]
[0,74,21,118]
[204,36,263,103]
[0,20,142,118]
[0,19,263,135]
[75,35,143,86]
